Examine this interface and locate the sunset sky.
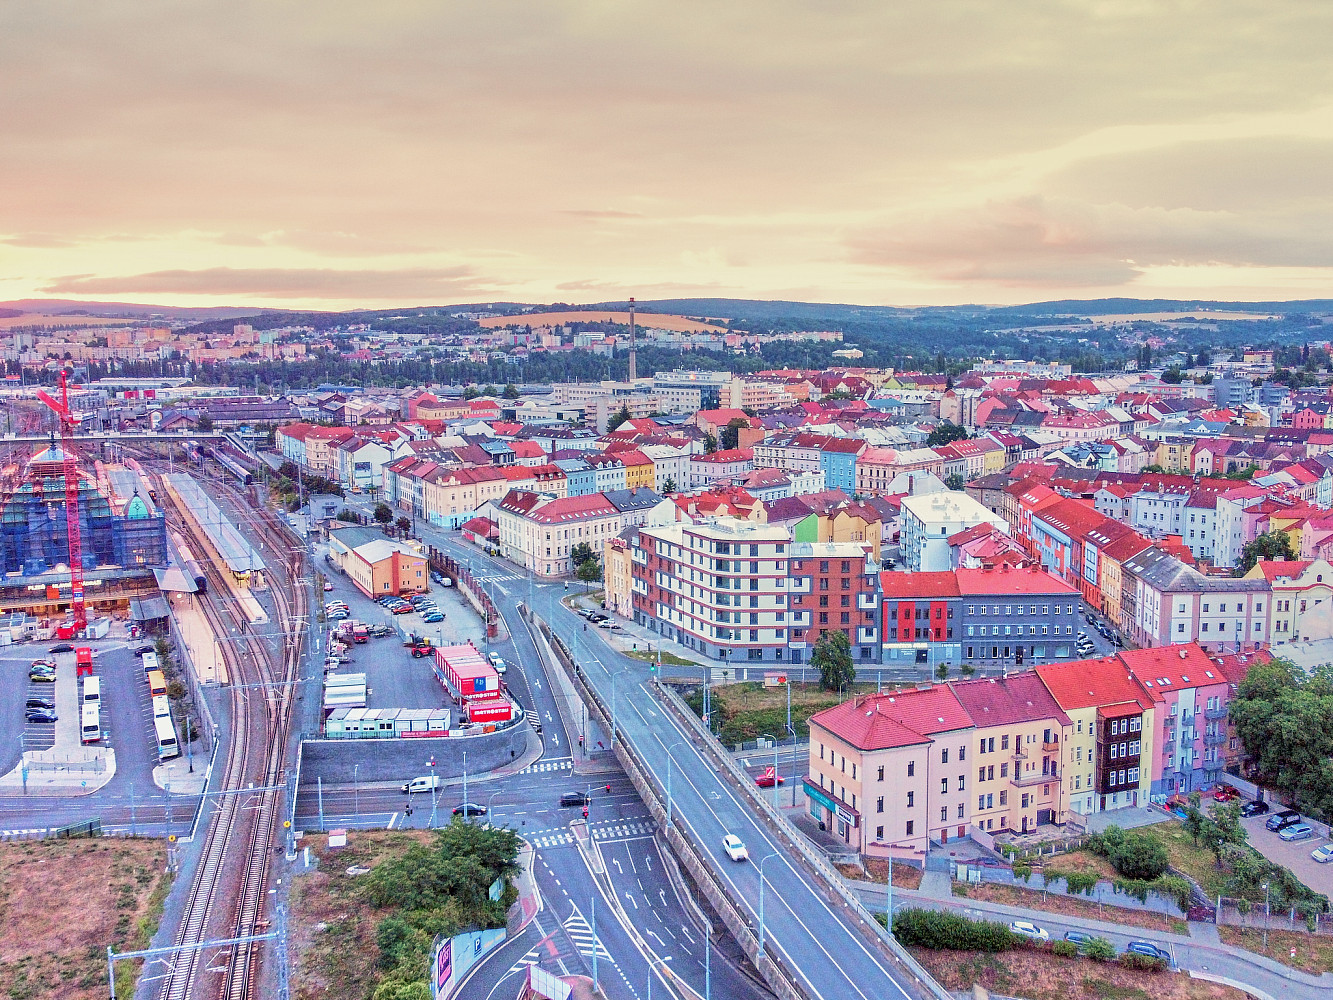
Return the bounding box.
[4,2,1333,310]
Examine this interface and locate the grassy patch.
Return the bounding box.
[1216,925,1333,975]
[684,680,881,744]
[1155,822,1230,899]
[835,859,923,890]
[908,947,1250,1000]
[1050,849,1120,881]
[0,836,173,1000]
[955,881,1190,935]
[626,649,698,667]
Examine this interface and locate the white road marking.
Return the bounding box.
[624,892,638,910]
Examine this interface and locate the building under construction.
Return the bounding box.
[0,440,167,617]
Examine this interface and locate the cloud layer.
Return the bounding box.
[2,2,1333,307]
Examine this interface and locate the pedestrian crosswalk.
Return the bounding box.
[520,757,573,774]
[530,830,575,849]
[477,573,525,585]
[563,904,612,960]
[591,820,655,841]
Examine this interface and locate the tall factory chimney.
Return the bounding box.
[627,297,637,383]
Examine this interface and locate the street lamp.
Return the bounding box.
[758,852,778,958]
[1263,881,1270,950]
[427,756,438,828]
[760,733,781,808]
[666,740,684,828]
[353,763,360,823]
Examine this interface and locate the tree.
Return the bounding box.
[660,476,677,494]
[576,558,602,585]
[720,417,749,451]
[1200,800,1247,865]
[944,473,966,491]
[811,630,855,692]
[1161,367,1185,384]
[606,404,632,432]
[926,422,969,448]
[196,413,214,431]
[569,542,597,567]
[395,516,412,536]
[704,432,718,453]
[463,386,480,399]
[1196,347,1212,366]
[1101,827,1169,880]
[1235,529,1296,576]
[373,503,394,524]
[502,383,520,399]
[481,384,498,397]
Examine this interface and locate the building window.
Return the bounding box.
[906,790,914,807]
[907,761,914,777]
[940,778,948,795]
[905,820,914,836]
[876,797,884,813]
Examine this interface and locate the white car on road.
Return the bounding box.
[1008,920,1049,942]
[722,834,749,862]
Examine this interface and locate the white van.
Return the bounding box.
[81,675,101,706]
[401,775,444,794]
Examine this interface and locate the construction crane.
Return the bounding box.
[36,368,87,634]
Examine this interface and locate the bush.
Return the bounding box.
[892,908,1019,952]
[1012,862,1033,882]
[1119,953,1167,972]
[1048,868,1098,896]
[1052,940,1078,958]
[1085,937,1116,961]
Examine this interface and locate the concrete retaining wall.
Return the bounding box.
[298,724,527,784]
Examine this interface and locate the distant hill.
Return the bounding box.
[0,298,270,321]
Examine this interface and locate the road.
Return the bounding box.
[403,519,931,1000]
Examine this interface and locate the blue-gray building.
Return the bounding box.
[553,458,598,497]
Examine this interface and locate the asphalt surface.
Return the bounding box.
[1241,814,1333,897]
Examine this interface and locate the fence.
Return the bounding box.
[1218,899,1333,935]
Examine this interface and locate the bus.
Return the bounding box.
[141,650,160,675]
[154,713,180,761]
[151,694,171,720]
[81,675,101,706]
[76,647,93,676]
[146,670,167,698]
[81,704,101,744]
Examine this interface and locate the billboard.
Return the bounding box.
[433,937,452,997]
[432,927,507,998]
[763,672,788,688]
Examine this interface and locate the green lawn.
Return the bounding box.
[627,649,698,667]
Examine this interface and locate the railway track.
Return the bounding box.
[145,463,307,1000]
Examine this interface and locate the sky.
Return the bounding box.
[3,1,1333,311]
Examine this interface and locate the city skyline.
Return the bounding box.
[4,3,1333,310]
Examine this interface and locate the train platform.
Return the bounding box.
[167,592,230,686]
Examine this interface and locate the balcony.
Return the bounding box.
[1041,739,1059,753]
[1181,713,1195,727]
[1012,767,1059,787]
[1204,731,1226,747]
[858,592,878,611]
[1012,747,1028,761]
[1205,706,1229,721]
[1162,741,1175,755]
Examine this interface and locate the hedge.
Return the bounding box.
[891,909,1021,951]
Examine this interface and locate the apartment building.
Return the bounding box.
[1120,546,1268,651]
[1035,658,1155,817]
[957,566,1081,667]
[689,448,754,488]
[1243,557,1333,643]
[806,686,974,856]
[900,491,1010,572]
[950,675,1072,835]
[787,541,880,663]
[496,490,624,577]
[630,518,792,663]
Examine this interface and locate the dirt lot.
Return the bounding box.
[909,946,1249,1000]
[1217,925,1333,974]
[688,680,884,744]
[0,837,172,1000]
[952,881,1189,934]
[836,858,923,890]
[290,829,435,1000]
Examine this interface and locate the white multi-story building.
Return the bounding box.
[496,490,625,578]
[900,492,1008,572]
[630,518,793,664]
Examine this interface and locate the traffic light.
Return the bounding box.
[582,808,588,819]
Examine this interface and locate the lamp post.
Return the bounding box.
[760,733,781,808]
[758,852,778,958]
[666,740,684,828]
[1263,881,1270,950]
[353,763,360,823]
[428,756,438,828]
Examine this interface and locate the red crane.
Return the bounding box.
[36,368,87,634]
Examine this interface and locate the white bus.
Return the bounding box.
[141,650,159,675]
[81,675,101,706]
[154,713,180,761]
[81,704,101,745]
[151,694,171,720]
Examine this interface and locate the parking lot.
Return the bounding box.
[1242,811,1333,895]
[318,550,487,714]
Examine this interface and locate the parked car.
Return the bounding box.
[421,612,445,624]
[401,776,443,793]
[1240,800,1270,817]
[48,643,75,654]
[755,770,785,788]
[133,645,155,657]
[1279,823,1315,842]
[453,803,487,817]
[1212,786,1240,802]
[722,834,749,862]
[437,578,453,587]
[1310,844,1333,864]
[25,696,55,710]
[1008,921,1049,942]
[25,708,57,723]
[29,668,57,682]
[1124,941,1171,964]
[327,610,349,621]
[323,581,334,591]
[1266,809,1301,831]
[391,604,413,614]
[1062,931,1095,951]
[560,791,589,807]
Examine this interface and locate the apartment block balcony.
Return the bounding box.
[1012,767,1059,787]
[1162,741,1175,755]
[1204,731,1227,747]
[1181,713,1195,727]
[1012,747,1028,761]
[1205,706,1229,721]
[1042,738,1059,753]
[857,592,877,610]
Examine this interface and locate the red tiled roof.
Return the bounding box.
[1251,559,1313,581]
[1117,643,1224,699]
[810,687,972,751]
[878,571,960,599]
[955,566,1077,596]
[1035,657,1153,712]
[949,673,1071,728]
